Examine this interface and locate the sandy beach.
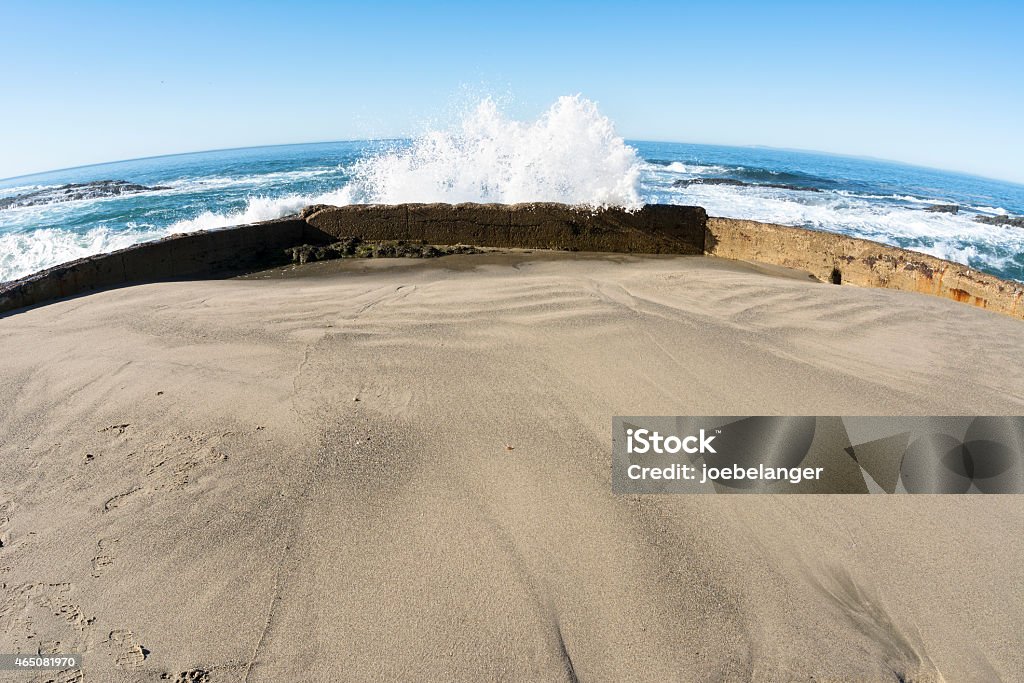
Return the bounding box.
[1,251,1022,682]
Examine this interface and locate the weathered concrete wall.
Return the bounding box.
[302,203,708,254]
[0,218,307,314]
[2,204,1023,321]
[706,217,1024,318]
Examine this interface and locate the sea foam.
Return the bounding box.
[0,224,171,282]
[347,95,642,207]
[162,95,643,235]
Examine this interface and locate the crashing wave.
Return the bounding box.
[157,95,643,235]
[345,95,642,208]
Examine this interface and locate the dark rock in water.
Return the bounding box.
[925,204,959,214]
[673,178,746,188]
[0,179,170,210]
[975,214,1024,229]
[672,177,821,193]
[286,238,482,264]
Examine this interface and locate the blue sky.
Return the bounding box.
[1,1,1022,183]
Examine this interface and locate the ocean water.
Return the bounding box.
[2,96,1023,284]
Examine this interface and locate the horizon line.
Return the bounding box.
[2,137,1023,191]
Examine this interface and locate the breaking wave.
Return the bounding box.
[347,95,642,207]
[0,224,172,282]
[167,188,355,233]
[153,95,642,237]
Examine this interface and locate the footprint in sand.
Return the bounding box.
[103,487,142,513]
[91,538,117,578]
[99,423,131,436]
[29,669,84,683]
[0,582,94,658]
[0,500,10,548]
[106,629,147,669]
[0,503,13,571]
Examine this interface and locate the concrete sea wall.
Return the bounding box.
[0,218,308,315]
[302,203,707,253]
[1,203,1022,320]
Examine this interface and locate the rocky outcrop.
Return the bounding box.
[0,180,170,210]
[925,204,959,214]
[286,238,481,264]
[672,178,821,193]
[705,217,1024,318]
[975,214,1024,229]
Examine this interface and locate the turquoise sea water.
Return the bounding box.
[2,128,1023,283]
